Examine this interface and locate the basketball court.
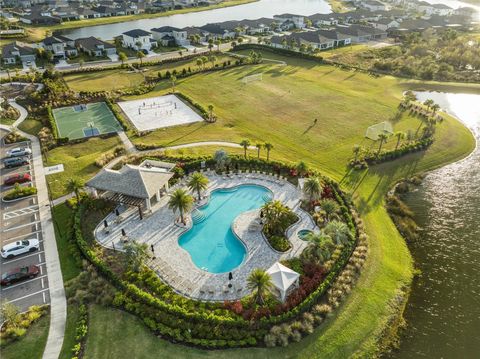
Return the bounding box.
[117,94,203,132]
[52,102,122,140]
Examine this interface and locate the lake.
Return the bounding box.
[391,92,480,358]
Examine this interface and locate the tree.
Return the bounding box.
[66,178,84,201]
[295,161,309,177]
[239,139,251,159]
[303,176,322,202]
[209,54,217,68]
[423,99,434,110]
[188,172,209,201]
[168,189,193,225]
[200,56,208,69]
[214,149,230,171]
[320,199,339,222]
[170,74,177,93]
[207,104,214,122]
[0,301,21,329]
[78,59,85,69]
[255,143,262,159]
[264,142,273,161]
[262,200,293,236]
[214,39,221,51]
[301,232,335,264]
[377,133,388,156]
[136,51,145,66]
[196,58,203,70]
[352,144,361,161]
[431,104,440,114]
[118,52,128,66]
[123,241,150,272]
[208,38,214,52]
[394,131,405,150]
[247,268,273,305]
[324,220,351,245]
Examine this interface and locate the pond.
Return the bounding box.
[391,92,480,358]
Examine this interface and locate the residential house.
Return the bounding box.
[430,3,454,16]
[75,36,117,57]
[308,13,339,27]
[41,35,78,59]
[394,18,433,32]
[182,26,208,43]
[273,13,305,29]
[122,29,157,51]
[198,23,236,40]
[238,18,276,34]
[151,26,189,46]
[361,0,387,12]
[270,29,351,51]
[335,24,387,42]
[370,18,400,30]
[19,11,61,24]
[2,41,36,64]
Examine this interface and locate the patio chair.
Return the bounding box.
[234,285,243,293]
[223,285,231,294]
[208,286,215,295]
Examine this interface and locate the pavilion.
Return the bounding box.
[267,262,300,303]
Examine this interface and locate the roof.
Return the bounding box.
[274,13,304,18]
[122,29,151,37]
[86,164,174,199]
[151,26,183,33]
[160,34,175,40]
[335,24,387,36]
[75,36,115,50]
[2,41,35,58]
[396,19,433,30]
[365,121,393,140]
[267,262,300,292]
[199,23,234,34]
[432,3,452,9]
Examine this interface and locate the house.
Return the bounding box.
[75,36,117,57]
[370,18,399,31]
[122,29,157,51]
[430,3,454,16]
[273,13,305,29]
[394,19,433,32]
[151,26,189,46]
[41,35,78,59]
[2,41,36,64]
[76,8,101,19]
[308,13,339,27]
[239,18,276,35]
[19,12,61,24]
[335,24,387,42]
[270,29,351,51]
[198,23,236,40]
[361,0,387,12]
[454,7,475,18]
[182,26,208,43]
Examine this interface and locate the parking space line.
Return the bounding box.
[1,230,42,242]
[1,250,44,263]
[2,205,39,220]
[40,265,43,275]
[41,277,45,288]
[2,221,41,232]
[43,291,46,303]
[1,275,48,291]
[8,288,49,304]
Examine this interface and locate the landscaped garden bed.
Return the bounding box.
[3,185,37,201]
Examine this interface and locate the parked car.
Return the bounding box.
[0,265,40,286]
[1,238,40,259]
[3,156,30,168]
[4,173,31,186]
[6,147,32,158]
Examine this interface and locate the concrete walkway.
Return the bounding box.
[118,131,137,154]
[1,100,66,359]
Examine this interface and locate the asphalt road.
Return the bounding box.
[1,129,50,311]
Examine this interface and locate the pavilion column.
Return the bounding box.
[156,190,161,201]
[164,182,169,191]
[146,198,151,211]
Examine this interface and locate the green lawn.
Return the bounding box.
[1,313,50,359]
[17,118,44,136]
[52,203,79,281]
[57,51,477,357]
[63,54,238,92]
[45,135,123,199]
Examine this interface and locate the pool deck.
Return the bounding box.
[94,172,317,301]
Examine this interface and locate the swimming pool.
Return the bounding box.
[178,184,271,273]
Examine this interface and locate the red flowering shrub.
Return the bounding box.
[321,185,334,199]
[224,300,244,315]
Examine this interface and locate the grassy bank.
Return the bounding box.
[23,0,258,42]
[60,51,476,357]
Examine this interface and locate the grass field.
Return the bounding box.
[52,102,122,140]
[63,54,238,92]
[56,50,477,357]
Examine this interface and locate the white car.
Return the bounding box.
[6,147,32,158]
[1,238,39,259]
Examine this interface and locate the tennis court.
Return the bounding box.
[52,102,123,140]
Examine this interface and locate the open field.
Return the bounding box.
[63,54,237,92]
[54,51,477,357]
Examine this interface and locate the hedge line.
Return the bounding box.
[46,105,59,139]
[174,91,209,120]
[105,98,129,131]
[233,44,325,63]
[365,137,434,165]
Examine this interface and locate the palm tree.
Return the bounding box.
[394,131,405,150]
[431,104,440,115]
[170,75,177,93]
[214,39,221,51]
[200,56,208,69]
[168,189,194,225]
[78,59,85,69]
[239,139,251,159]
[264,143,273,161]
[303,177,322,202]
[188,172,209,201]
[423,99,434,110]
[377,133,388,156]
[255,143,262,158]
[208,38,214,52]
[209,54,217,68]
[136,51,145,67]
[66,178,84,201]
[118,52,128,66]
[247,268,273,305]
[302,232,335,264]
[296,161,309,177]
[352,144,361,161]
[324,220,351,246]
[320,199,339,222]
[207,104,214,122]
[196,58,203,71]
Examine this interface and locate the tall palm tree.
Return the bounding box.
[394,131,405,150]
[247,268,273,305]
[431,104,440,115]
[66,178,84,201]
[188,172,209,201]
[136,51,145,66]
[296,161,309,177]
[324,220,351,246]
[209,55,217,68]
[170,75,177,93]
[320,199,339,222]
[168,189,193,225]
[118,52,128,67]
[214,39,221,51]
[423,99,434,110]
[207,104,214,122]
[239,139,251,159]
[377,133,388,156]
[303,177,322,202]
[352,144,360,161]
[302,232,335,264]
[255,143,262,159]
[264,143,273,161]
[196,58,203,71]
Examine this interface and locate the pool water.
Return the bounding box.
[178,185,271,273]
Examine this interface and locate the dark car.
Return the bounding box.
[3,156,30,168]
[4,173,31,186]
[142,49,148,55]
[1,265,40,286]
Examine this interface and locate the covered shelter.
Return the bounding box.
[365,121,394,141]
[86,161,174,216]
[266,262,300,302]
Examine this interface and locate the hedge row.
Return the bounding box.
[69,304,88,359]
[365,137,434,164]
[175,91,209,120]
[46,105,59,139]
[105,98,129,131]
[233,44,325,63]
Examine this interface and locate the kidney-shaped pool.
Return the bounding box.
[178,184,271,273]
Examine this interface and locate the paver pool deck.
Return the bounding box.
[94,172,317,301]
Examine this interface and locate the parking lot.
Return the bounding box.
[1,129,50,311]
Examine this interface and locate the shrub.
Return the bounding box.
[3,185,37,200]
